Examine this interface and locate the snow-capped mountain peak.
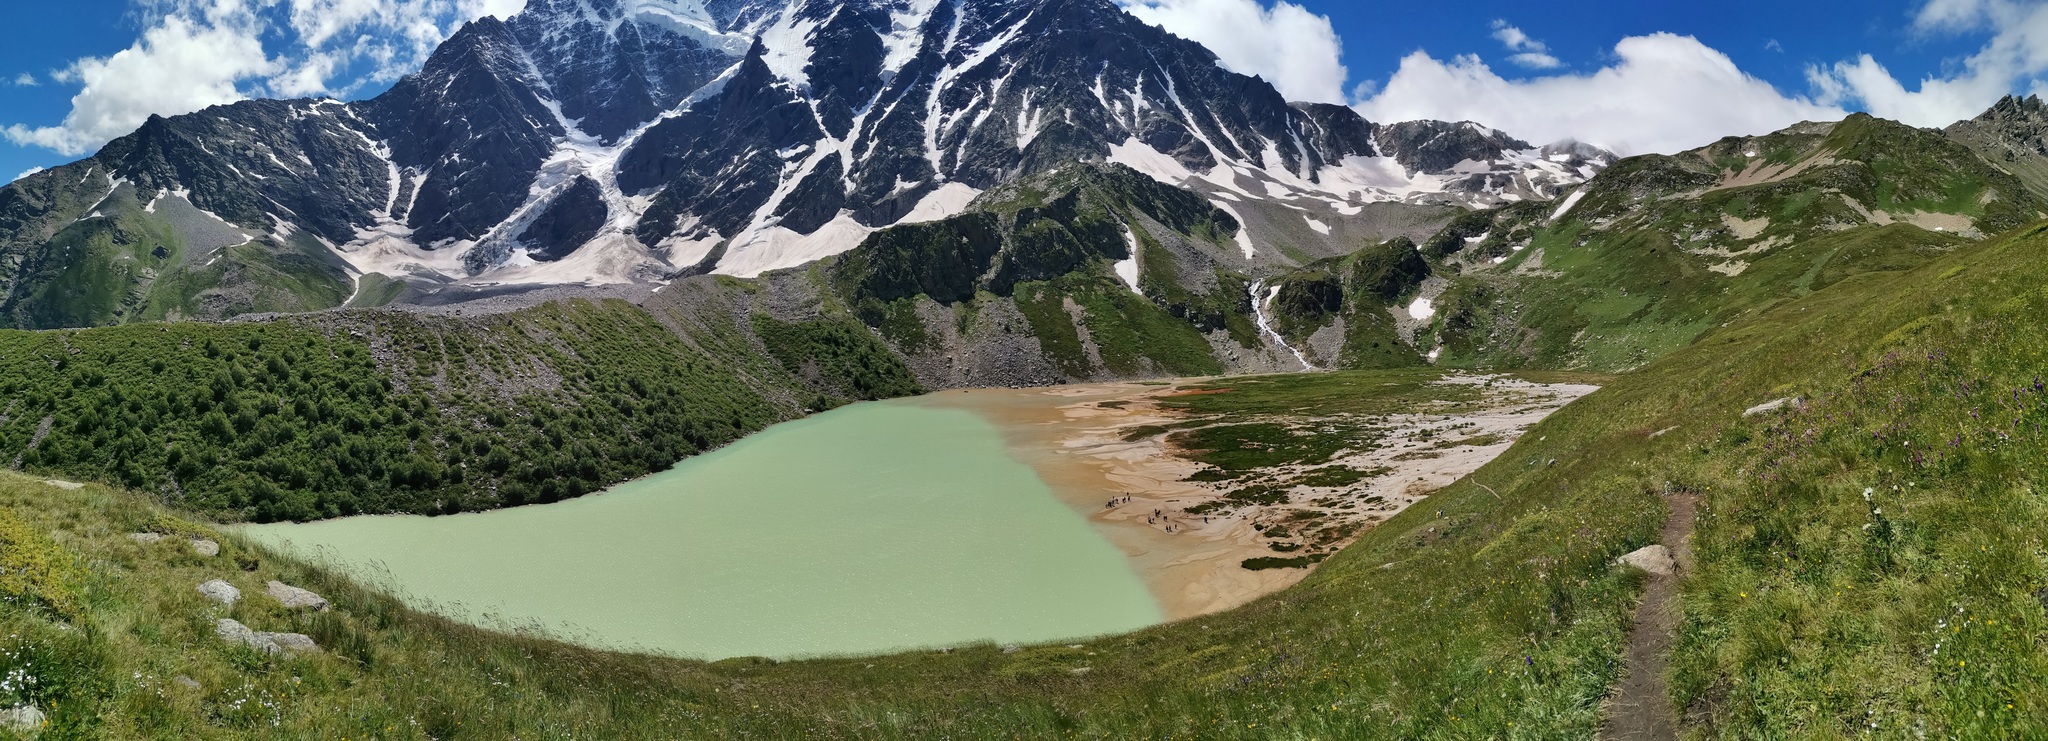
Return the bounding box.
[11,0,1616,298]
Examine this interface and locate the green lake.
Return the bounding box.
[239,397,1162,660]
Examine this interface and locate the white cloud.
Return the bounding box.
[6,0,525,158]
[1808,0,2048,127]
[12,167,44,183]
[5,4,277,156]
[1491,23,1537,52]
[1116,0,1348,103]
[1492,20,1561,70]
[11,73,35,87]
[274,0,531,94]
[1357,33,1846,155]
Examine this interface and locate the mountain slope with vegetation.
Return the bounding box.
[1265,113,2048,374]
[0,293,916,523]
[800,163,1317,386]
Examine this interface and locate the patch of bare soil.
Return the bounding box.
[1599,491,1699,741]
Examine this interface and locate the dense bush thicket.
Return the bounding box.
[750,314,924,406]
[0,299,811,522]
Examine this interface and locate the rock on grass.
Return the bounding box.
[1617,545,1676,576]
[197,579,240,605]
[214,618,321,655]
[266,581,329,611]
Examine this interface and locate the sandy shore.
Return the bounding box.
[931,374,1598,621]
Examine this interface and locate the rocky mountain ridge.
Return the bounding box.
[0,0,1610,329]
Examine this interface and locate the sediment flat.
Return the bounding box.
[938,373,1598,620]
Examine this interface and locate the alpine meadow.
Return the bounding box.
[1,0,2047,738]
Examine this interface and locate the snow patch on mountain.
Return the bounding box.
[756,9,822,90]
[718,212,875,277]
[1549,188,1588,223]
[881,0,947,75]
[900,182,983,223]
[1115,223,1142,293]
[627,1,754,54]
[1207,199,1255,258]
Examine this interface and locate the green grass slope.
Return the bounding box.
[825,163,1261,380]
[1264,236,1432,369]
[1384,115,2045,373]
[0,295,916,523]
[0,167,352,330]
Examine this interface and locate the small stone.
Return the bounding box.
[214,619,280,655]
[266,581,329,611]
[1001,644,1021,654]
[41,480,83,491]
[197,579,240,605]
[173,676,201,690]
[256,632,321,654]
[189,539,220,557]
[128,533,166,544]
[1743,397,1800,418]
[1068,667,1093,676]
[0,704,45,732]
[1618,545,1677,576]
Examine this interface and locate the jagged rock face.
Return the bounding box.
[1371,121,1613,204]
[1376,121,1533,174]
[507,0,744,143]
[520,176,610,261]
[93,100,391,246]
[1947,94,2048,201]
[1960,94,2048,156]
[360,17,567,247]
[621,0,1404,275]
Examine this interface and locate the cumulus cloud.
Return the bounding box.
[7,0,525,158]
[1356,33,1845,155]
[1491,20,1561,70]
[12,167,44,183]
[277,0,528,91]
[1116,0,1348,103]
[1808,0,2048,127]
[5,3,277,156]
[11,73,35,87]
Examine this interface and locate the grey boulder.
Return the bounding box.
[197,579,240,605]
[214,619,320,655]
[266,581,330,611]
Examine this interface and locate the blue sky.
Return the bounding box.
[3,0,2044,181]
[1326,2,1942,101]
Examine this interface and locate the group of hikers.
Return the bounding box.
[1102,494,1212,534]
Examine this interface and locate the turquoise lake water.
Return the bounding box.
[239,397,1162,660]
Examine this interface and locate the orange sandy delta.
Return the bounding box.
[941,375,1598,620]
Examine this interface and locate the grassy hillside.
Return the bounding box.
[0,296,916,523]
[9,213,2048,737]
[0,165,352,330]
[1264,236,1431,369]
[1266,115,2047,374]
[823,163,1269,381]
